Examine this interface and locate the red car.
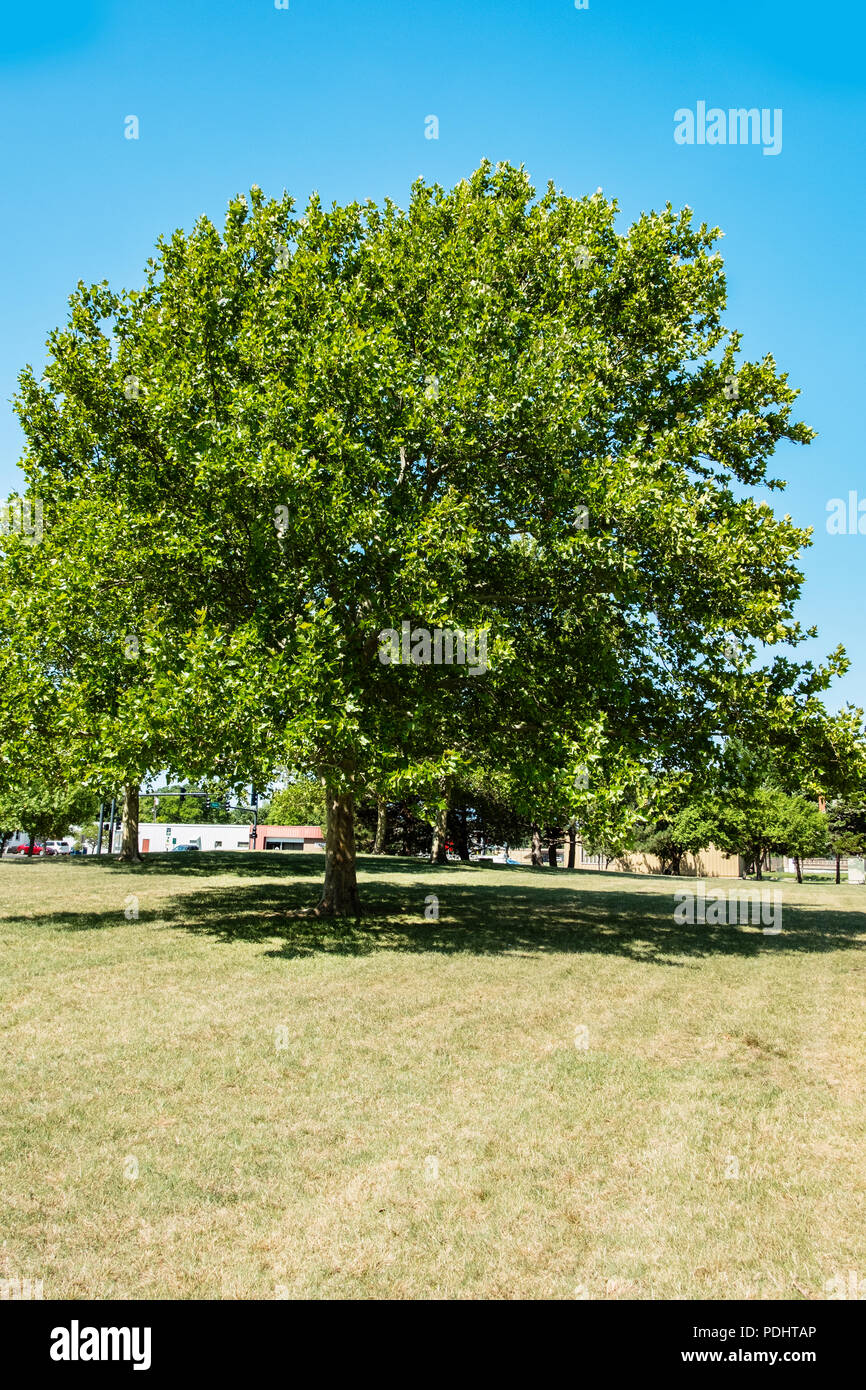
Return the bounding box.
[13,844,46,855]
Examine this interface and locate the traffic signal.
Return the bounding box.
[178,787,186,806]
[250,788,258,808]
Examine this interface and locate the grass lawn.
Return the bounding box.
[1,852,864,1301]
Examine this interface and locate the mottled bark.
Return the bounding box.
[372,795,387,855]
[431,804,449,864]
[316,788,361,916]
[530,825,543,867]
[430,777,451,864]
[118,783,143,863]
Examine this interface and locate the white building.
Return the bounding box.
[138,822,253,853]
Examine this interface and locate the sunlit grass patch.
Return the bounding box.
[1,855,863,1299]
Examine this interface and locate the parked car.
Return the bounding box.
[13,844,45,855]
[171,844,200,852]
[45,840,71,855]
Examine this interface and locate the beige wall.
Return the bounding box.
[577,842,741,878]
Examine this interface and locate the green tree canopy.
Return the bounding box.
[264,781,326,826]
[7,164,844,911]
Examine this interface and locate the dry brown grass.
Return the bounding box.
[1,853,863,1299]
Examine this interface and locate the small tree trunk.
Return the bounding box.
[794,853,803,884]
[396,803,410,856]
[430,777,450,864]
[547,832,558,869]
[431,803,448,864]
[452,810,470,861]
[835,853,841,885]
[28,832,36,854]
[754,848,762,882]
[530,825,543,867]
[316,788,361,917]
[567,824,576,869]
[372,795,387,855]
[118,783,143,863]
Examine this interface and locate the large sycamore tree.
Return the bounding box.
[11,163,840,912]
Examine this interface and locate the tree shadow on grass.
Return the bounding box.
[184,885,866,965]
[11,856,865,965]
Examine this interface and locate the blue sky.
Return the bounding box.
[2,0,863,709]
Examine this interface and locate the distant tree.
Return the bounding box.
[800,712,866,882]
[148,786,221,824]
[78,821,100,849]
[827,800,866,883]
[688,787,792,881]
[265,781,326,827]
[631,807,709,875]
[772,796,828,883]
[0,776,97,854]
[573,754,654,871]
[354,794,431,856]
[729,719,863,882]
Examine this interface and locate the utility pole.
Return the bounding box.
[107,797,116,854]
[96,801,105,856]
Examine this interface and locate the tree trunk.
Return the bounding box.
[452,809,470,861]
[431,804,448,864]
[316,788,361,917]
[547,832,558,869]
[28,832,36,854]
[397,802,410,857]
[530,825,543,867]
[754,848,762,881]
[118,783,143,863]
[372,794,387,855]
[567,824,576,869]
[430,777,451,864]
[794,853,803,884]
[835,853,841,885]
